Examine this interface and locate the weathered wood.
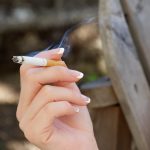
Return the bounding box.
[99,0,150,149]
[81,77,118,108]
[90,106,131,150]
[117,108,132,150]
[121,0,150,84]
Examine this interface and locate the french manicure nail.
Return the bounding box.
[70,70,84,79]
[73,106,80,112]
[57,48,64,54]
[81,95,91,103]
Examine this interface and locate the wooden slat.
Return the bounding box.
[117,108,132,150]
[90,106,131,150]
[99,0,150,149]
[81,77,118,108]
[121,0,150,83]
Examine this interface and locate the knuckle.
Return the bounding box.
[77,93,83,100]
[64,88,79,102]
[62,101,71,109]
[42,85,52,95]
[20,65,26,75]
[16,109,21,122]
[41,138,49,145]
[20,65,38,84]
[73,90,82,100]
[24,130,35,143]
[19,121,24,131]
[40,134,51,145]
[68,88,77,98]
[43,103,52,114]
[69,89,82,102]
[19,124,35,143]
[54,66,67,75]
[22,70,36,83]
[19,121,36,144]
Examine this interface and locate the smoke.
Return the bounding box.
[28,17,97,58]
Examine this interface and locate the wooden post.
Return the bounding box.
[99,0,150,149]
[121,0,150,83]
[90,106,131,150]
[81,78,131,150]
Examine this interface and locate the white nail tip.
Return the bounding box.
[74,107,80,112]
[82,95,91,103]
[86,97,91,103]
[77,73,84,79]
[58,48,65,54]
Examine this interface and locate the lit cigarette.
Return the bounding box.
[12,56,65,67]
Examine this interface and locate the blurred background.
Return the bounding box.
[0,0,107,149]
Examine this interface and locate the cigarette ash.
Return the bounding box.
[12,56,24,64]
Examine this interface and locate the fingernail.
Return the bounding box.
[70,70,84,79]
[57,48,64,54]
[81,95,91,103]
[73,106,80,112]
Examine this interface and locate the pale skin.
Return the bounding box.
[16,48,99,150]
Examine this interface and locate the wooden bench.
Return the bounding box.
[81,0,150,149]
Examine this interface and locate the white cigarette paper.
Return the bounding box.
[13,56,47,66]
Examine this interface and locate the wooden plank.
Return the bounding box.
[81,77,118,108]
[99,0,150,149]
[117,108,132,150]
[90,106,131,150]
[121,0,150,83]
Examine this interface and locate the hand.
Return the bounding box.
[16,48,98,150]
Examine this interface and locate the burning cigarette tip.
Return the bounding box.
[12,56,23,64]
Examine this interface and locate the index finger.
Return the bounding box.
[17,48,65,119]
[20,48,64,74]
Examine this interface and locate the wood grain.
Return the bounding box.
[121,0,150,83]
[90,106,131,150]
[99,0,150,149]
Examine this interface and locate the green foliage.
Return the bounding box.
[82,73,100,83]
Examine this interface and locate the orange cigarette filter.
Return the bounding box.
[46,59,66,67]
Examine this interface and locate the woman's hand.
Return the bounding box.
[16,48,98,150]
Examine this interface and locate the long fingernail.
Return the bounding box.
[81,95,91,103]
[70,70,84,79]
[73,106,80,112]
[57,48,64,54]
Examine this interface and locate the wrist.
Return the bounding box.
[84,135,99,150]
[38,131,99,150]
[76,133,99,150]
[40,135,99,150]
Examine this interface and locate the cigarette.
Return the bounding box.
[12,56,65,67]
